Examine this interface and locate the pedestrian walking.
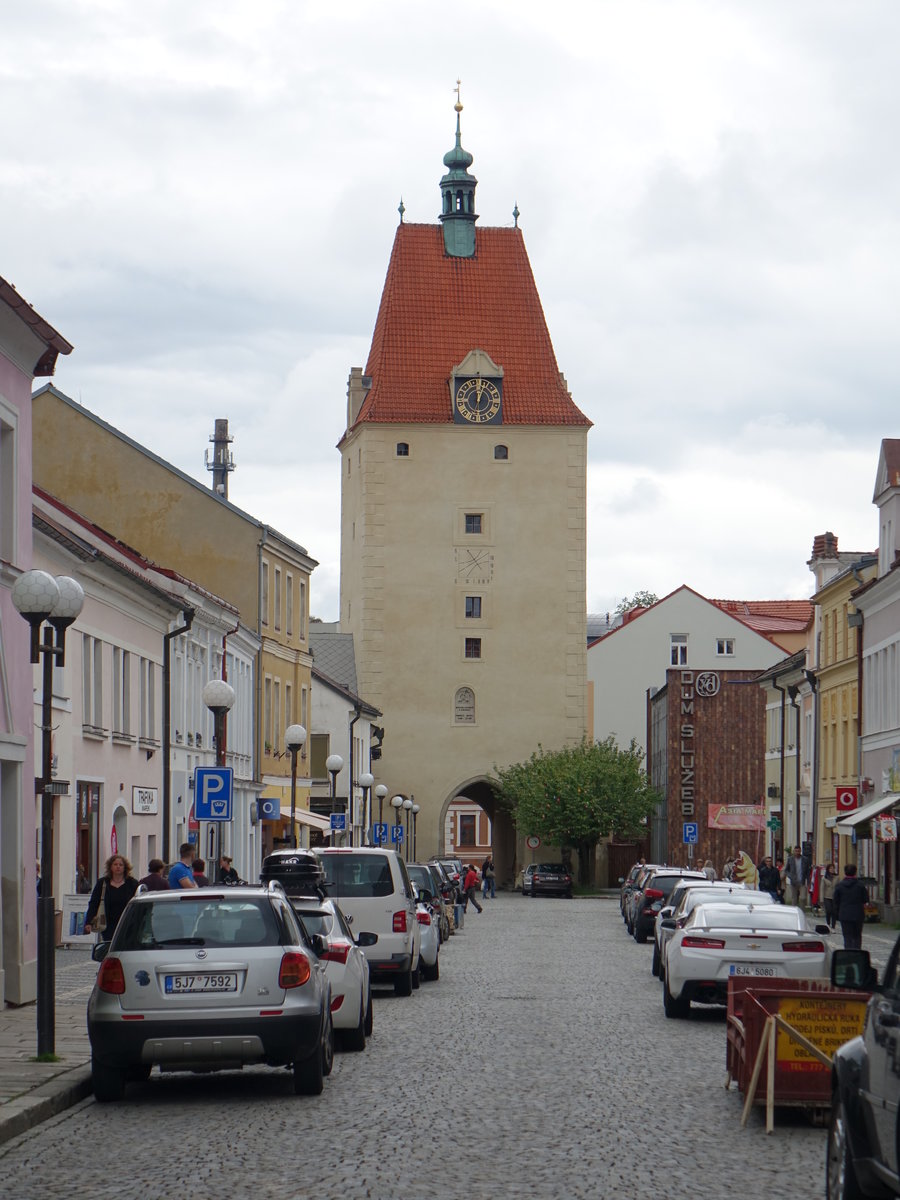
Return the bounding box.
[139,858,169,891]
[217,855,239,884]
[463,864,483,913]
[168,843,198,889]
[192,858,211,887]
[783,846,810,907]
[758,855,780,901]
[820,862,837,929]
[482,855,495,899]
[84,854,139,940]
[833,863,868,949]
[702,859,716,881]
[722,856,735,881]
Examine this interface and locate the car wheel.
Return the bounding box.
[634,924,648,944]
[826,1092,864,1200]
[344,994,367,1052]
[364,987,374,1037]
[663,978,690,1020]
[394,966,413,997]
[92,1057,125,1103]
[293,1041,324,1096]
[651,943,661,977]
[321,1012,334,1077]
[423,952,440,982]
[411,960,421,990]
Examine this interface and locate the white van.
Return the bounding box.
[317,848,421,996]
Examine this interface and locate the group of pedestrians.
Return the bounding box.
[83,845,241,941]
[754,848,870,950]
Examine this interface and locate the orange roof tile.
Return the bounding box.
[356,223,590,428]
[710,598,813,630]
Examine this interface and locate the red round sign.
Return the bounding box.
[836,787,858,813]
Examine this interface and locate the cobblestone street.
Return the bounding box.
[0,895,858,1200]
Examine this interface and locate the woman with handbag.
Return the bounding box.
[84,854,138,940]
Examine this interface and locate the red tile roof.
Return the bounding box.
[355,223,590,428]
[710,598,812,631]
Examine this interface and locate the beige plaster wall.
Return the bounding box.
[340,422,587,858]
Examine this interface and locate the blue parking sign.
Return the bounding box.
[373,822,388,845]
[194,767,233,821]
[391,824,404,845]
[683,822,698,844]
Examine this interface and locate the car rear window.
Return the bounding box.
[319,853,394,897]
[115,897,282,950]
[537,863,565,872]
[291,906,335,938]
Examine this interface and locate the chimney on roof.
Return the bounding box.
[810,531,839,561]
[205,419,234,499]
[347,368,372,427]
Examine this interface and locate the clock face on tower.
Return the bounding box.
[453,376,502,425]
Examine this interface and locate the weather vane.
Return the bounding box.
[454,78,462,112]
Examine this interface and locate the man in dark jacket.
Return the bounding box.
[758,856,780,900]
[833,863,868,949]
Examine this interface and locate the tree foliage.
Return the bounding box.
[493,738,660,882]
[614,590,658,615]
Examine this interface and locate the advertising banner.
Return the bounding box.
[708,803,766,831]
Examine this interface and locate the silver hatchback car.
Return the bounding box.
[87,882,333,1101]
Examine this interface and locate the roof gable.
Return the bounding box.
[354,223,590,429]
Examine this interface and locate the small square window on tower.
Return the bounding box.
[465,513,482,535]
[396,442,409,457]
[464,637,482,659]
[465,596,482,619]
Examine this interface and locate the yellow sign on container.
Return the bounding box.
[776,996,868,1072]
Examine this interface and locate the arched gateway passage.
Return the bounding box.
[439,779,518,890]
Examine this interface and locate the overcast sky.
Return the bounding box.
[4,1,896,620]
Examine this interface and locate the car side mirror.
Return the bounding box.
[418,889,433,904]
[356,931,378,947]
[660,906,674,920]
[91,941,109,962]
[660,918,675,930]
[831,948,877,991]
[815,924,831,936]
[310,934,328,958]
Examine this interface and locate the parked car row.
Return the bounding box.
[87,846,456,1102]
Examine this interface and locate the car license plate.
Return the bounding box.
[729,964,777,977]
[543,875,558,881]
[164,973,237,994]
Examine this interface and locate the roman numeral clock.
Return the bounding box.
[450,349,504,425]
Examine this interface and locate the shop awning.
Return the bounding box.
[827,793,900,832]
[279,806,333,832]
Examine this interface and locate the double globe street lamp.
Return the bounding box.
[402,796,413,860]
[374,783,388,843]
[326,754,343,842]
[357,772,374,848]
[12,570,85,1057]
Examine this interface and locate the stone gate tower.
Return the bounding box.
[339,100,590,880]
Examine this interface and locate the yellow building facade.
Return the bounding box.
[31,385,318,843]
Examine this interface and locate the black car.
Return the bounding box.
[828,943,899,1199]
[630,868,706,944]
[527,862,573,899]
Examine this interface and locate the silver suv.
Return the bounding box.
[87,882,333,1101]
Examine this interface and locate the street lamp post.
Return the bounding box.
[284,724,307,849]
[402,797,413,861]
[375,784,388,834]
[12,570,84,1058]
[326,754,344,842]
[201,678,235,869]
[358,772,374,845]
[391,794,403,850]
[411,803,420,861]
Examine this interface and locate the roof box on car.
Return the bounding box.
[260,849,327,897]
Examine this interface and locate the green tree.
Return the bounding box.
[493,738,659,885]
[614,590,658,615]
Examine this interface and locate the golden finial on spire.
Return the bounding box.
[454,78,463,113]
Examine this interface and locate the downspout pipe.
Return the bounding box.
[163,607,195,864]
[788,685,802,852]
